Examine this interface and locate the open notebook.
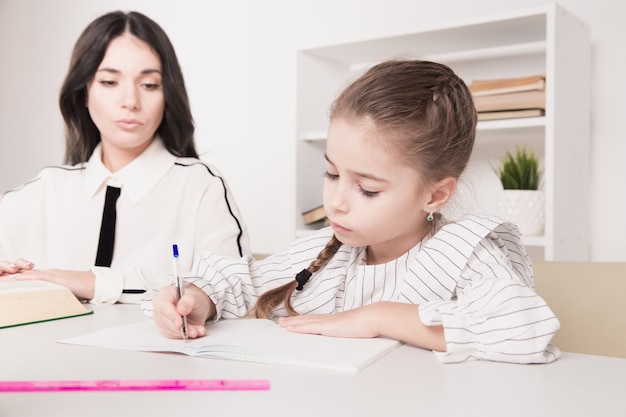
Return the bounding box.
[58,318,401,372]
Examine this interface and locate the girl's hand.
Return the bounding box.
[278,306,379,338]
[152,284,215,339]
[278,302,446,352]
[0,258,35,275]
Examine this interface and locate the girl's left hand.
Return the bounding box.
[277,306,379,338]
[279,302,446,352]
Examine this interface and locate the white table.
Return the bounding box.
[1,304,625,417]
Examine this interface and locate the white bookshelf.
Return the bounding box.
[295,3,590,261]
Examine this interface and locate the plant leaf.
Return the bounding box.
[495,146,541,190]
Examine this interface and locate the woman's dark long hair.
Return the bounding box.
[59,11,197,164]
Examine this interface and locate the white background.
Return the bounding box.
[1,0,624,261]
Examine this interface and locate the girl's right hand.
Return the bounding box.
[152,283,215,339]
[0,258,35,276]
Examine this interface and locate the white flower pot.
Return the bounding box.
[498,190,545,236]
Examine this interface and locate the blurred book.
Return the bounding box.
[302,205,327,225]
[478,108,545,121]
[469,74,545,97]
[472,89,545,112]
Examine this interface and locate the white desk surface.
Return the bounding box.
[1,304,625,417]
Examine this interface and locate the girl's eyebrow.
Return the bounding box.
[324,153,389,183]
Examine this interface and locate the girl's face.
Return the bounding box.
[86,32,165,171]
[323,117,433,265]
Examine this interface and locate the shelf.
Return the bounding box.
[300,117,547,144]
[478,116,545,131]
[300,7,549,66]
[298,131,327,141]
[523,235,547,247]
[296,3,590,261]
[424,41,546,65]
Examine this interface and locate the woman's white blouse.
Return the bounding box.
[142,214,561,364]
[0,138,250,304]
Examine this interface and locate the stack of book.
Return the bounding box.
[468,74,546,121]
[302,205,328,225]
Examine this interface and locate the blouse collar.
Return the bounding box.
[83,137,176,205]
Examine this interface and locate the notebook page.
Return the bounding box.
[58,318,400,372]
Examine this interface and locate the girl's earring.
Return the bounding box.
[427,212,434,222]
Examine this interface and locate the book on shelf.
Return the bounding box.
[302,204,327,225]
[469,74,545,97]
[477,108,545,121]
[472,89,545,113]
[58,318,401,372]
[0,280,92,329]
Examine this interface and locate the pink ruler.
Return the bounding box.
[0,379,270,392]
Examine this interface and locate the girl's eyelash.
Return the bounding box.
[359,187,379,198]
[143,83,161,90]
[324,171,379,198]
[99,80,116,86]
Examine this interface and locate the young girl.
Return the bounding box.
[0,11,250,303]
[145,59,561,364]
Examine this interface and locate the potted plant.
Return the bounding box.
[495,146,544,236]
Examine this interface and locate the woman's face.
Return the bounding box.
[86,32,165,171]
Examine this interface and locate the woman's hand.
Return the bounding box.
[152,284,216,339]
[0,263,95,301]
[0,258,35,275]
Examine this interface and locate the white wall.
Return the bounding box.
[1,0,625,261]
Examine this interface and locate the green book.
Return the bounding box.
[0,280,92,329]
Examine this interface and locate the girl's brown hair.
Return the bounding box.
[252,59,477,319]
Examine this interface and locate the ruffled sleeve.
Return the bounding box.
[417,215,561,364]
[141,228,334,319]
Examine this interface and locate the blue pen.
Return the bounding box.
[172,244,188,341]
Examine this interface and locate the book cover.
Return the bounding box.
[58,319,401,372]
[469,74,545,97]
[477,108,545,121]
[302,205,327,225]
[0,280,92,329]
[473,90,545,113]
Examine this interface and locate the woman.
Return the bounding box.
[0,11,250,304]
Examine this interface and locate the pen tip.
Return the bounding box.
[172,244,179,258]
